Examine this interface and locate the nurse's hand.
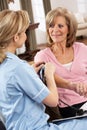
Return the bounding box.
[32,62,45,73]
[44,62,56,79]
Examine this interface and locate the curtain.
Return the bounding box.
[20,0,37,50]
[0,0,8,11]
[43,0,51,16]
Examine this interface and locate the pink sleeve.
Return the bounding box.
[34,51,47,63]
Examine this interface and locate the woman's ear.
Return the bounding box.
[13,34,19,42]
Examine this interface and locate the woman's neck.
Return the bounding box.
[50,42,74,64]
[51,42,67,54]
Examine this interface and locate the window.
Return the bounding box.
[31,0,47,44]
[8,0,21,10]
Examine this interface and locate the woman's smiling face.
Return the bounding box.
[48,16,68,44]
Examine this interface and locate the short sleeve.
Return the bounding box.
[12,62,50,103]
[34,51,46,63]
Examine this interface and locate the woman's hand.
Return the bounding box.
[69,82,87,97]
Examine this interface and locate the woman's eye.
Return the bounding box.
[58,24,64,28]
[49,24,54,28]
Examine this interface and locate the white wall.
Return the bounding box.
[50,0,87,14]
[50,0,78,13]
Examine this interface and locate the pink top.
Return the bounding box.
[34,42,87,107]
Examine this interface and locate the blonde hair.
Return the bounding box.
[46,7,78,47]
[0,9,30,63]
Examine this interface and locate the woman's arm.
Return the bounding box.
[54,73,70,89]
[54,73,87,97]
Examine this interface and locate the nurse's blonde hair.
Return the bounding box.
[0,9,30,63]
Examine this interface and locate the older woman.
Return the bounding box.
[34,7,87,118]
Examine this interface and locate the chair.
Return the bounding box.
[0,120,6,130]
[0,112,6,130]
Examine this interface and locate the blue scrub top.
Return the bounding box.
[0,52,87,130]
[0,52,50,130]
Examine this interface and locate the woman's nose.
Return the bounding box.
[53,25,59,31]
